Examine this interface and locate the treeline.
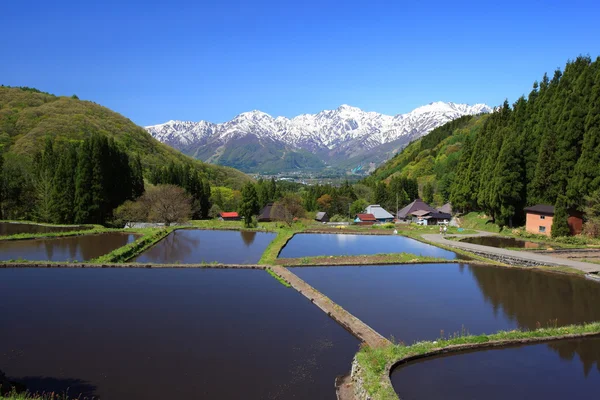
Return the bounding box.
[0,134,144,224]
[148,162,211,219]
[450,56,600,227]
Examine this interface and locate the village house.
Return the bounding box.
[218,212,240,221]
[354,213,377,225]
[396,199,450,225]
[257,203,286,222]
[524,204,583,236]
[364,205,395,223]
[315,212,330,223]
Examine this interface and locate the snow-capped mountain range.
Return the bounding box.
[146,102,491,174]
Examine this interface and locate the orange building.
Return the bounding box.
[524,204,583,236]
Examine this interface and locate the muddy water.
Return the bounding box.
[461,235,543,249]
[0,233,138,262]
[0,222,90,236]
[291,264,600,344]
[0,268,358,399]
[133,230,276,264]
[391,338,600,399]
[278,233,457,259]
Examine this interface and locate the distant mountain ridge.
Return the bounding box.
[146,102,492,174]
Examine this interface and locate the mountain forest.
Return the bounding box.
[0,86,251,223]
[369,56,600,227]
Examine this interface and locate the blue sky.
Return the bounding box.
[1,0,599,126]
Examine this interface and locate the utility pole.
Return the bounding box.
[396,192,399,219]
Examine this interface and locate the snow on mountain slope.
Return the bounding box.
[145,102,491,172]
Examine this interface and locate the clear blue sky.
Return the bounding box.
[1,0,599,126]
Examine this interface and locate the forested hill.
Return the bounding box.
[367,55,600,227]
[0,86,250,189]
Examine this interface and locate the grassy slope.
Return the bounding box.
[0,87,250,189]
[366,114,488,186]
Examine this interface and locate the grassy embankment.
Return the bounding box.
[459,212,600,249]
[276,253,448,266]
[356,321,600,400]
[0,391,73,400]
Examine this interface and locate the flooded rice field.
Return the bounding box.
[291,263,600,344]
[132,229,276,264]
[0,233,138,262]
[460,235,542,249]
[0,268,358,399]
[278,233,457,259]
[391,337,600,399]
[0,222,90,236]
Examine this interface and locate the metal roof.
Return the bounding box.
[365,205,394,219]
[524,204,555,215]
[356,213,377,221]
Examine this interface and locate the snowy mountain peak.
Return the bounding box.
[146,101,491,172]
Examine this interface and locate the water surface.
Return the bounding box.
[391,338,600,400]
[291,264,600,344]
[0,233,138,262]
[0,268,358,399]
[0,222,90,236]
[461,235,542,249]
[279,234,456,259]
[133,229,276,264]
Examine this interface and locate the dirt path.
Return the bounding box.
[269,266,390,348]
[423,233,600,273]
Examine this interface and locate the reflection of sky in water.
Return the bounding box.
[278,233,456,259]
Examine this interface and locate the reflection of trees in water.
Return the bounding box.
[468,265,600,329]
[151,231,201,262]
[548,338,600,376]
[469,265,600,372]
[38,234,134,262]
[240,231,256,247]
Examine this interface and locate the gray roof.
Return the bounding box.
[524,204,554,215]
[315,212,327,221]
[365,205,394,219]
[437,203,452,214]
[397,199,437,219]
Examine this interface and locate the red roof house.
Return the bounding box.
[218,212,240,221]
[355,213,377,225]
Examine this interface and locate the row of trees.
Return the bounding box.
[449,56,600,228]
[148,162,211,219]
[0,135,144,225]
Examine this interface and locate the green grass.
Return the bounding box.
[276,252,449,266]
[258,229,298,265]
[91,228,174,263]
[356,322,600,400]
[266,268,292,287]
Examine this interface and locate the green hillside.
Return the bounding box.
[367,55,600,228]
[0,86,250,189]
[365,114,488,201]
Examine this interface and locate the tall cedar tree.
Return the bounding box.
[551,195,571,237]
[239,182,260,227]
[50,144,78,224]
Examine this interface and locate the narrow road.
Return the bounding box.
[423,233,600,274]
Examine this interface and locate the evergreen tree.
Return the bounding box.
[34,137,56,222]
[201,179,211,219]
[422,182,434,205]
[492,129,524,227]
[130,155,145,199]
[374,182,387,205]
[74,139,94,224]
[551,195,571,237]
[50,144,78,224]
[239,182,260,227]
